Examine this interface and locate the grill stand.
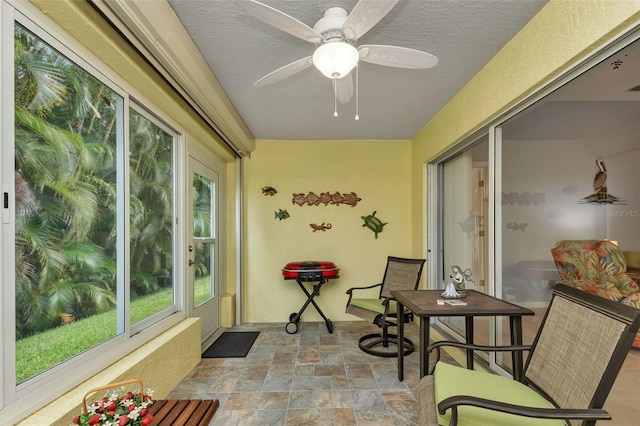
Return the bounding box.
[286,278,334,334]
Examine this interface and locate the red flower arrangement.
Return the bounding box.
[73,381,154,426]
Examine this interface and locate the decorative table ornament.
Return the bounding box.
[441,265,474,298]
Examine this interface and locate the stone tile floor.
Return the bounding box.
[167,320,640,425]
[167,320,434,425]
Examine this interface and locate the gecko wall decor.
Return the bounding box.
[310,223,332,232]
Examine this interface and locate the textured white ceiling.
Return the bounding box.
[167,0,549,140]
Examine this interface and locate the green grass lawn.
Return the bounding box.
[194,275,212,306]
[16,288,173,383]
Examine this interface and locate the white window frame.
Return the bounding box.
[1,2,187,420]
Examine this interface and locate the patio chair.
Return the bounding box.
[345,256,425,357]
[417,283,640,426]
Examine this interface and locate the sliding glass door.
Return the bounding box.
[434,36,640,376]
[435,137,490,347]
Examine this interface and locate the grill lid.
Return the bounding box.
[282,261,339,280]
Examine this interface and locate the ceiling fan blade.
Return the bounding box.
[254,56,313,87]
[235,0,323,43]
[342,0,400,41]
[358,45,438,69]
[333,74,353,104]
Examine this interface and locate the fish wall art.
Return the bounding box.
[262,186,277,196]
[274,209,290,220]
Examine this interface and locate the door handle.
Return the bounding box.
[188,260,196,266]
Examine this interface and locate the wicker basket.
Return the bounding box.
[81,378,145,413]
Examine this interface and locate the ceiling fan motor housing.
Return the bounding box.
[310,7,359,79]
[237,0,438,104]
[313,7,349,41]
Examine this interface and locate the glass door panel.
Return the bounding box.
[437,137,490,348]
[193,242,213,307]
[189,158,219,343]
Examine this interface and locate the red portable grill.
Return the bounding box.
[282,261,339,334]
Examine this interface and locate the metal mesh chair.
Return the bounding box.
[345,256,426,357]
[417,283,640,426]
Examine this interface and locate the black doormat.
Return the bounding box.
[202,331,260,358]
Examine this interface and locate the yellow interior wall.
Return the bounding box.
[410,0,640,263]
[244,140,414,323]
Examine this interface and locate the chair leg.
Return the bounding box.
[382,323,389,348]
[358,333,415,357]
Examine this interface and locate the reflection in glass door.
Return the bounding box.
[189,157,219,343]
[436,137,490,347]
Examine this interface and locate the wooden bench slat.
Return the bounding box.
[172,400,201,425]
[148,400,178,423]
[178,400,207,426]
[183,400,219,426]
[156,400,190,426]
[147,399,219,426]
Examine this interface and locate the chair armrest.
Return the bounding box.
[438,395,611,425]
[345,283,382,307]
[427,341,531,375]
[345,283,382,295]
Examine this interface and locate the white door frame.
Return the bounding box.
[187,143,225,344]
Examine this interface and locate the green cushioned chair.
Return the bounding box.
[624,250,640,273]
[345,256,425,357]
[417,283,640,426]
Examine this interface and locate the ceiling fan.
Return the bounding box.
[235,0,438,117]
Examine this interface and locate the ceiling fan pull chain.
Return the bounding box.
[333,79,338,117]
[355,64,360,121]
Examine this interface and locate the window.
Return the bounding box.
[129,107,176,326]
[5,12,180,414]
[14,23,123,383]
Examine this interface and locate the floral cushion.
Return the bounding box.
[551,240,639,301]
[552,240,640,349]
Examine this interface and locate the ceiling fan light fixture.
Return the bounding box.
[312,42,359,79]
